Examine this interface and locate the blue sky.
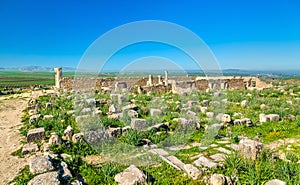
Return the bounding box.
[0,0,299,71]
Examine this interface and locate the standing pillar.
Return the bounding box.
[208,82,213,90]
[158,75,162,84]
[164,71,168,85]
[54,67,62,89]
[148,74,153,86]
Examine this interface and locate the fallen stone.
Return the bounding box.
[29,114,41,124]
[69,180,83,185]
[86,98,96,106]
[166,155,185,171]
[147,123,169,132]
[80,108,91,114]
[265,179,286,185]
[227,144,239,151]
[85,129,109,143]
[194,156,218,169]
[72,133,83,143]
[216,113,231,123]
[29,155,54,174]
[184,164,201,180]
[210,101,221,106]
[202,100,210,106]
[260,104,267,110]
[260,114,280,123]
[197,106,206,114]
[122,103,138,111]
[233,118,253,127]
[241,100,248,107]
[284,114,296,121]
[27,171,60,185]
[67,110,76,115]
[22,143,39,155]
[173,118,197,127]
[205,123,223,131]
[209,153,226,162]
[27,127,45,143]
[109,104,118,113]
[110,94,124,105]
[122,126,132,133]
[75,115,90,123]
[238,138,263,160]
[268,114,280,122]
[59,161,72,180]
[131,118,147,130]
[127,110,138,118]
[214,92,221,97]
[210,144,218,148]
[210,173,232,185]
[187,110,197,116]
[150,108,162,117]
[45,102,52,109]
[187,100,199,108]
[149,148,169,156]
[106,127,122,138]
[93,109,102,116]
[60,153,72,160]
[206,112,214,118]
[62,126,74,141]
[44,115,54,119]
[108,113,123,119]
[48,132,62,145]
[115,165,147,185]
[216,147,231,154]
[216,140,230,144]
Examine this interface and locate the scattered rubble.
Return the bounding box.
[115,165,147,185]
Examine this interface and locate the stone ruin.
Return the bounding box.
[54,67,62,89]
[54,68,271,93]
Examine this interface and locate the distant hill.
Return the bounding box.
[0,66,76,72]
[222,69,300,77]
[0,66,299,78]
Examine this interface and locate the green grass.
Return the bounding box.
[0,71,55,86]
[0,70,77,87]
[10,166,36,185]
[12,78,300,184]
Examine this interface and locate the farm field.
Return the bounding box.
[4,77,300,185]
[0,71,56,87]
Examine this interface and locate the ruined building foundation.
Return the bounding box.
[55,68,271,94]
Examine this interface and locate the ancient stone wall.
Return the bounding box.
[195,79,209,90]
[59,74,270,93]
[227,79,245,90]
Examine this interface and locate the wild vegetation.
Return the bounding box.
[10,79,300,184]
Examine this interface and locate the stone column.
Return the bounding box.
[158,75,162,84]
[148,74,153,86]
[208,82,213,90]
[54,67,62,89]
[221,82,225,89]
[164,71,168,85]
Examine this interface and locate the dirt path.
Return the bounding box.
[0,95,30,185]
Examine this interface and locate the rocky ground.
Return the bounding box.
[3,84,300,184]
[0,95,30,184]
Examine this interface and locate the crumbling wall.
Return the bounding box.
[141,84,172,94]
[227,79,244,90]
[195,79,209,90]
[59,75,271,93]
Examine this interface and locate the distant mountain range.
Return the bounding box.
[222,69,300,77]
[1,66,300,77]
[0,66,76,72]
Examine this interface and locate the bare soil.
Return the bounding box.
[0,95,29,185]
